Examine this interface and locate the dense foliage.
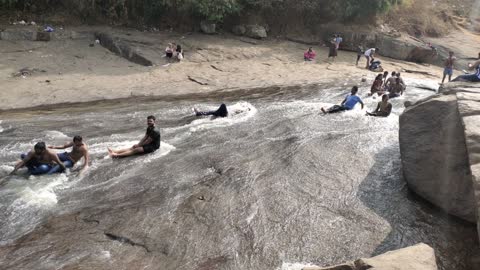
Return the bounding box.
[0,0,402,25]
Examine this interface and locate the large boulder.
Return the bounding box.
[245,24,267,39]
[200,21,216,34]
[303,243,437,270]
[94,32,153,66]
[0,28,36,41]
[399,91,476,222]
[232,25,246,36]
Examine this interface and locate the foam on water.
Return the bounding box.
[44,130,70,140]
[279,262,320,270]
[0,120,3,133]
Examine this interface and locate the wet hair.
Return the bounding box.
[382,94,389,100]
[396,72,401,77]
[176,44,182,52]
[73,135,83,142]
[375,48,379,51]
[383,71,388,76]
[391,71,396,76]
[351,86,359,94]
[147,115,156,121]
[34,142,46,151]
[376,74,383,80]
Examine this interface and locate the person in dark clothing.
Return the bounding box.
[108,115,161,158]
[193,103,228,118]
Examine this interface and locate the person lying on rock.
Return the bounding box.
[388,78,404,99]
[108,115,160,158]
[304,47,316,61]
[321,86,364,114]
[452,52,480,82]
[366,94,392,117]
[193,103,228,118]
[10,142,66,175]
[48,135,89,175]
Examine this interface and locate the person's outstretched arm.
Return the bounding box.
[10,151,33,174]
[340,97,347,106]
[48,142,73,150]
[50,151,66,171]
[80,148,90,175]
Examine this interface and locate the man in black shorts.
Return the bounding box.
[108,115,161,158]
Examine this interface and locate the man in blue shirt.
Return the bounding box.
[321,86,364,114]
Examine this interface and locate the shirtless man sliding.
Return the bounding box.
[49,135,89,174]
[10,142,66,175]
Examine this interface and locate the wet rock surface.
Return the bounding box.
[0,84,478,270]
[304,243,437,270]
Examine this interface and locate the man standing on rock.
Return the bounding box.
[442,51,456,84]
[108,115,161,158]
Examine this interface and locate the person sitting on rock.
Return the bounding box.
[108,115,160,158]
[384,71,397,91]
[165,43,174,59]
[193,103,228,118]
[304,47,316,61]
[382,71,389,84]
[321,86,364,114]
[175,44,184,61]
[389,78,404,98]
[452,52,480,82]
[366,94,392,117]
[396,72,406,90]
[370,74,384,96]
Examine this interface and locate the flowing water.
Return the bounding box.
[0,80,478,270]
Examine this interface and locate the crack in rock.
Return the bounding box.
[104,233,150,253]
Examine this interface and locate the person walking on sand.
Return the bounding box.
[108,115,161,158]
[442,51,456,84]
[321,86,364,114]
[366,94,392,117]
[356,45,364,66]
[48,135,89,175]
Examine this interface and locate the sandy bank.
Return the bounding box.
[0,27,445,112]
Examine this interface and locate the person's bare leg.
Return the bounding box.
[442,74,446,84]
[108,147,134,156]
[448,74,452,82]
[366,57,370,69]
[110,147,144,158]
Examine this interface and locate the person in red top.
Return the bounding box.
[304,47,316,61]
